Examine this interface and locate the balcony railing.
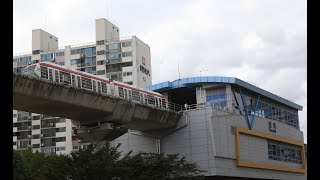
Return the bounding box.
[17,126,32,131]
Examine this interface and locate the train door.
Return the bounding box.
[48,69,53,81]
[155,97,158,107]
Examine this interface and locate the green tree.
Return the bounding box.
[118,152,205,180]
[13,143,205,180]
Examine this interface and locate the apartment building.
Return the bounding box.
[13,18,152,154]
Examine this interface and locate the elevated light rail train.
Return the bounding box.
[22,62,167,109]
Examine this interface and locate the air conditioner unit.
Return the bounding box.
[27,135,31,138]
[27,126,32,129]
[106,60,109,63]
[28,117,32,120]
[41,143,45,147]
[81,54,85,58]
[78,139,81,143]
[105,50,109,53]
[51,58,55,62]
[40,134,44,137]
[49,123,54,127]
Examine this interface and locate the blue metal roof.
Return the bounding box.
[145,76,303,111]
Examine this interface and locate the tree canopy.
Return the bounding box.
[13,143,205,180]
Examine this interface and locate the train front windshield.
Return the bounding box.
[22,64,36,75]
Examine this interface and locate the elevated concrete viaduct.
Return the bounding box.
[13,73,182,141]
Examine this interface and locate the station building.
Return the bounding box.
[111,76,306,180]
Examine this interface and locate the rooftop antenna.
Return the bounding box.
[106,0,108,19]
[178,58,181,80]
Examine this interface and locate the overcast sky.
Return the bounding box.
[13,0,307,143]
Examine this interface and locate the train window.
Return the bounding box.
[60,71,71,85]
[48,69,53,81]
[140,94,144,103]
[101,83,108,93]
[124,89,128,99]
[118,87,124,98]
[97,82,101,93]
[81,76,92,90]
[71,75,75,86]
[40,66,48,79]
[144,94,148,104]
[161,99,167,108]
[128,90,132,100]
[147,95,155,105]
[93,81,96,92]
[55,70,59,82]
[132,90,140,102]
[77,76,81,88]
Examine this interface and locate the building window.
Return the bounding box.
[32,144,40,148]
[56,127,66,132]
[32,125,40,129]
[32,115,41,120]
[73,146,79,150]
[143,77,146,82]
[55,52,64,57]
[97,70,106,75]
[123,71,132,76]
[122,41,131,47]
[108,43,120,51]
[71,59,80,65]
[206,94,227,108]
[32,134,40,139]
[126,81,133,85]
[71,49,80,55]
[97,60,105,65]
[108,53,121,62]
[84,47,96,56]
[55,137,66,142]
[97,50,105,55]
[57,62,65,66]
[56,118,66,123]
[56,147,66,151]
[122,51,132,57]
[267,140,302,164]
[96,40,105,45]
[32,50,40,55]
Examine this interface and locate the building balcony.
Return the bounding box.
[17,126,32,131]
[42,133,56,138]
[17,117,31,122]
[17,135,32,140]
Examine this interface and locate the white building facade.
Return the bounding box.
[13,18,152,154]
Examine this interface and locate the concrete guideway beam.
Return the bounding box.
[13,73,182,132]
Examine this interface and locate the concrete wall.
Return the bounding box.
[160,107,306,180]
[132,36,152,88]
[95,18,119,42]
[111,131,158,156]
[32,29,58,52]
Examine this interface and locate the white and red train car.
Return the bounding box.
[22,62,166,108]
